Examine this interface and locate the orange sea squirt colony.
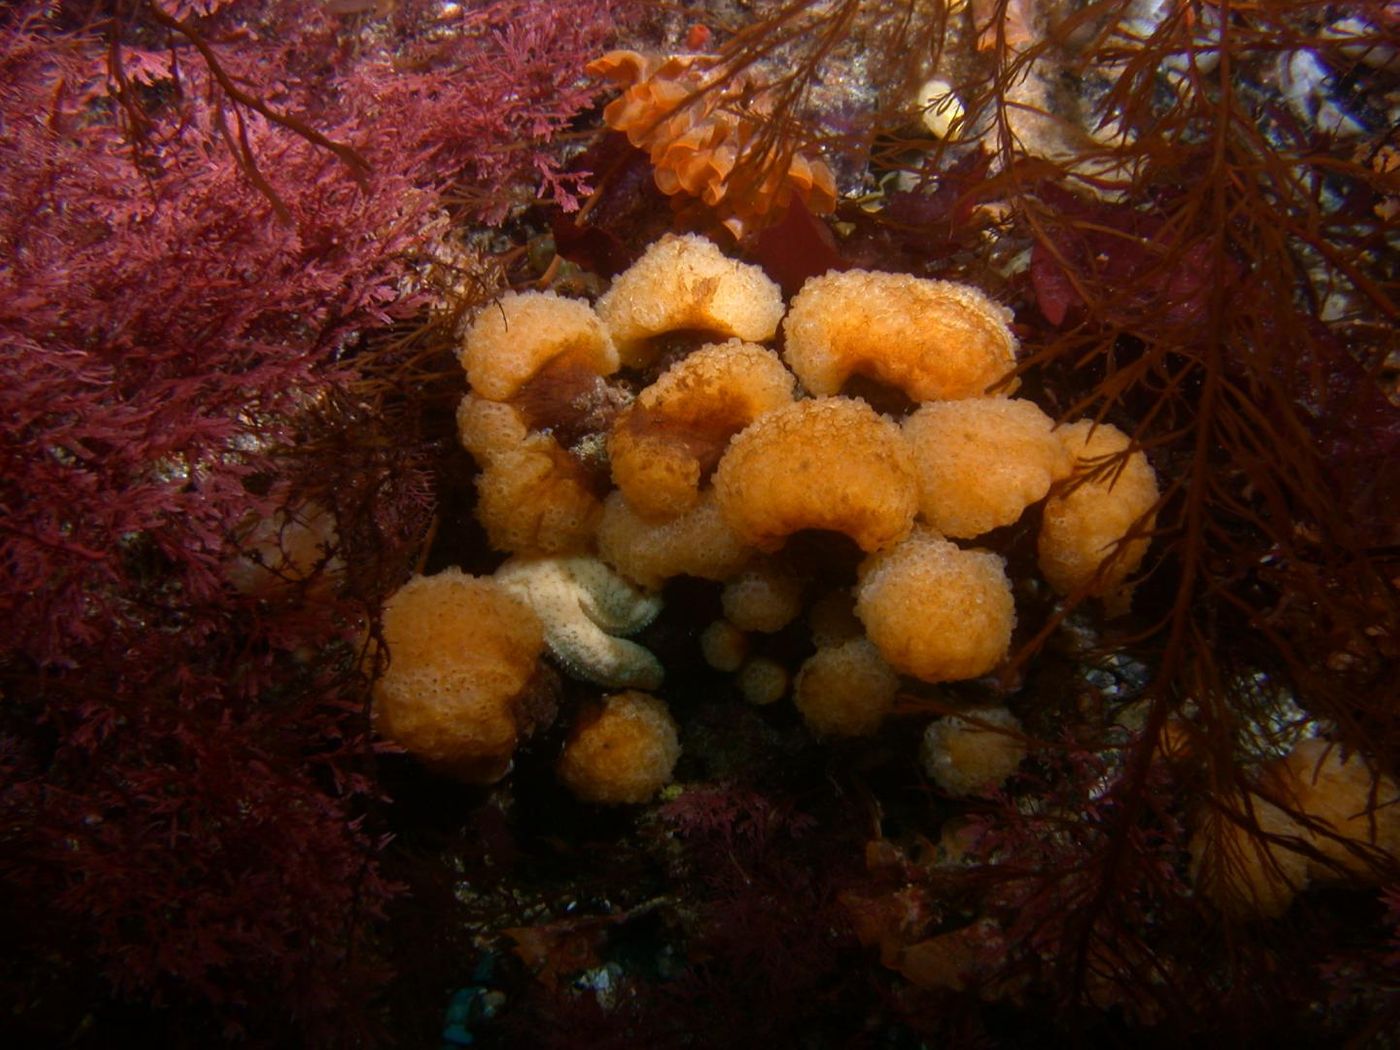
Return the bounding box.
[720,560,806,633]
[1037,419,1160,612]
[596,489,752,590]
[712,397,919,554]
[459,290,617,401]
[457,393,604,555]
[855,529,1016,684]
[903,398,1073,539]
[1190,738,1400,918]
[228,500,342,597]
[609,338,795,520]
[586,51,837,239]
[794,638,901,737]
[377,232,1166,796]
[783,270,1020,401]
[920,707,1028,797]
[372,568,546,784]
[595,234,785,365]
[456,291,624,555]
[556,691,682,804]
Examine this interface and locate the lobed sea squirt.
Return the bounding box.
[380,233,1164,789]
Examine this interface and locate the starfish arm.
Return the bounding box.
[495,555,665,689]
[562,556,664,634]
[547,626,665,690]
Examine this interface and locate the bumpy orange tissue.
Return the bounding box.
[1191,739,1400,918]
[457,394,602,554]
[608,339,795,520]
[1189,789,1310,919]
[737,656,790,706]
[713,397,918,553]
[595,234,785,366]
[920,707,1027,796]
[228,501,341,596]
[557,691,681,804]
[700,618,749,672]
[793,638,900,737]
[903,398,1072,538]
[373,568,546,783]
[855,529,1015,683]
[1263,739,1400,882]
[1037,420,1159,610]
[597,490,753,589]
[455,292,620,555]
[459,290,617,401]
[721,559,805,633]
[782,270,1018,401]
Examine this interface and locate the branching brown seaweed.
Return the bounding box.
[629,0,1399,1035]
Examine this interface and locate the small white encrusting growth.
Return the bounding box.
[917,77,966,139]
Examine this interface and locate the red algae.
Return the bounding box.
[5,0,1398,1045]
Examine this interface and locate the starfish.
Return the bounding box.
[494,555,664,690]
